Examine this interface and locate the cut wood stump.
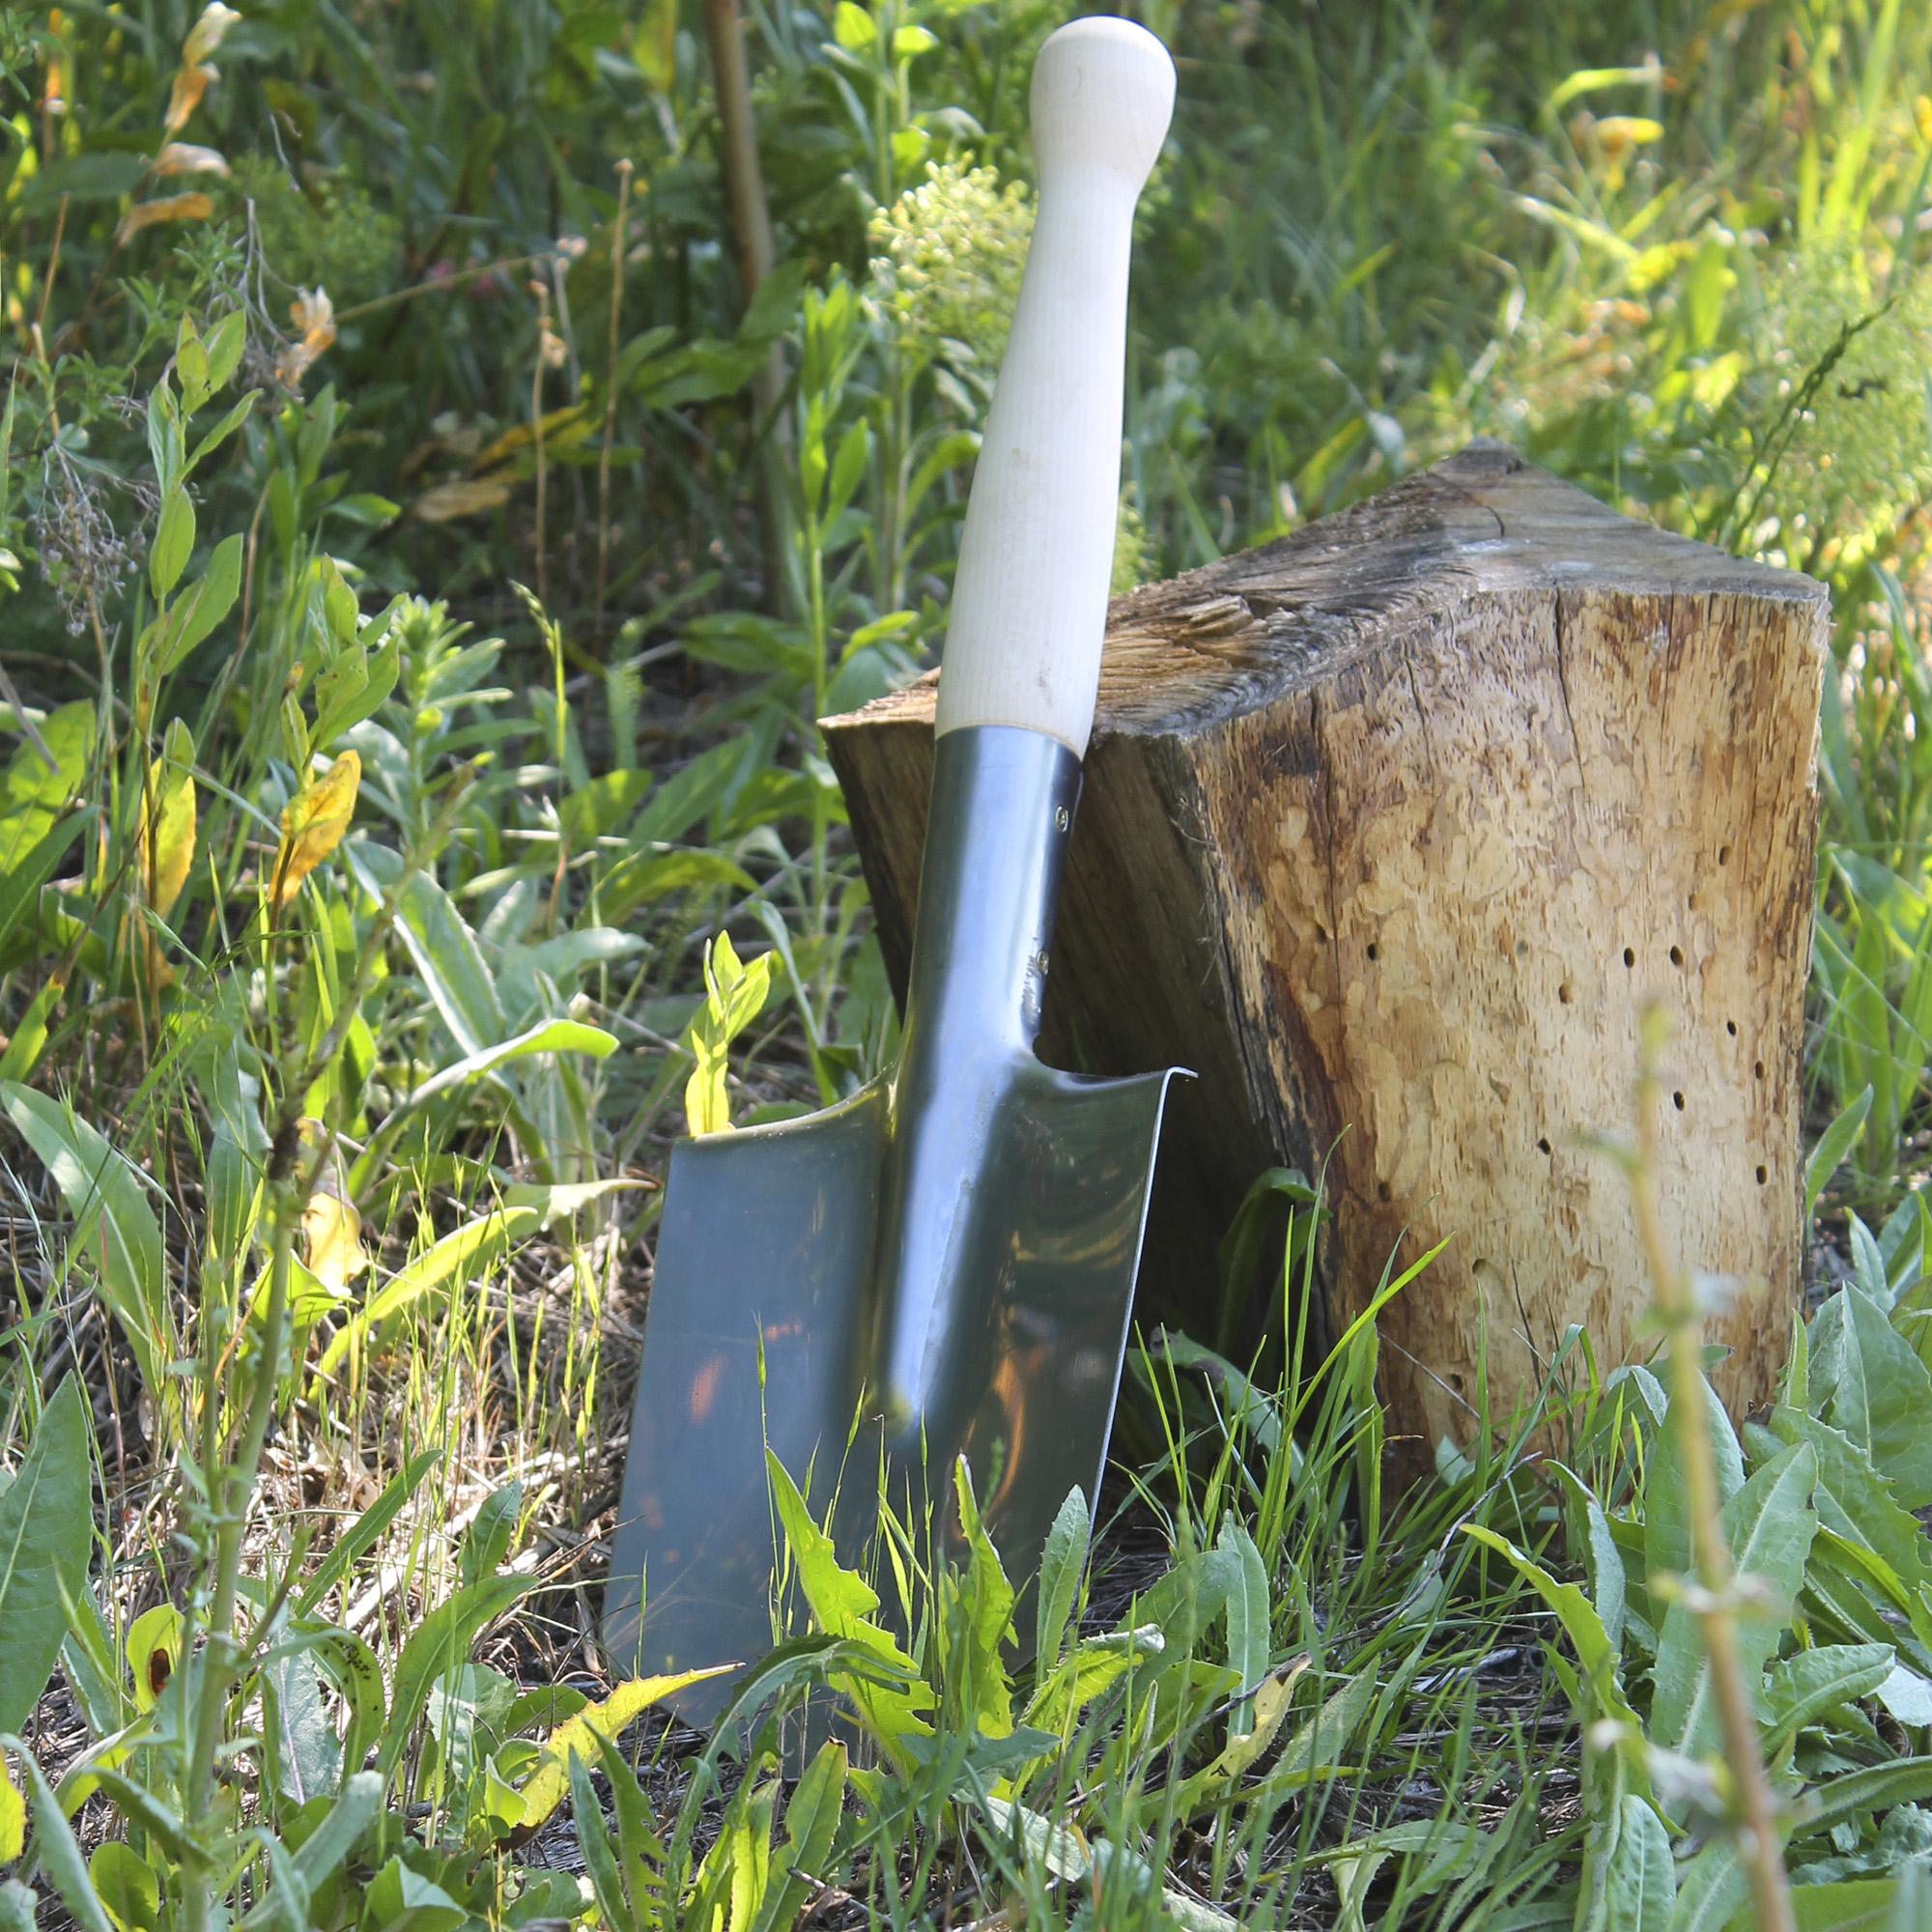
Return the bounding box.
[823,441,1831,1468]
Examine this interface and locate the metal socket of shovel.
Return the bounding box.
[604,16,1180,1727]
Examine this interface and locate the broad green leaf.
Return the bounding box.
[1218,1516,1271,1730]
[1035,1486,1089,1670]
[1651,1440,1818,1756]
[391,868,506,1056]
[1807,1085,1872,1213]
[124,1603,182,1714]
[146,532,243,675]
[1807,1286,1932,1508]
[1644,1378,1745,1588]
[1764,1642,1894,1747]
[1604,1795,1674,1929]
[0,810,87,960]
[766,1452,932,1751]
[1722,1881,1904,1932]
[747,1739,846,1932]
[363,1857,467,1932]
[1667,1842,1745,1932]
[950,1459,1016,1739]
[89,1838,159,1932]
[4,1739,112,1932]
[1764,1407,1932,1595]
[379,1573,532,1778]
[398,1017,618,1114]
[0,1381,91,1732]
[150,486,194,599]
[1797,1756,1932,1836]
[0,701,94,875]
[520,1668,732,1829]
[0,1761,17,1864]
[0,1089,169,1394]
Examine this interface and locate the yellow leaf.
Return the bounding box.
[116,192,213,244]
[153,142,230,178]
[162,64,215,136]
[519,1668,733,1830]
[271,750,359,911]
[472,405,591,473]
[141,735,197,921]
[182,2,242,65]
[0,1756,20,1863]
[302,1189,369,1296]
[126,1604,185,1714]
[408,478,515,523]
[275,286,336,391]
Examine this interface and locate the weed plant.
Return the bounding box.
[5,0,1932,1925]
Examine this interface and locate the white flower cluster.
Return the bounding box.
[867,160,1035,367]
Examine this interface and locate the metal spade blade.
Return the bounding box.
[604,725,1180,1728]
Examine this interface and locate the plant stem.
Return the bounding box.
[1629,1004,1794,1932]
[595,158,634,643]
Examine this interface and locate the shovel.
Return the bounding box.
[605,15,1179,1724]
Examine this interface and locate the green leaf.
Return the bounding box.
[363,1857,467,1932]
[1644,1378,1745,1588]
[1764,1407,1932,1596]
[1807,1085,1873,1212]
[766,1453,932,1753]
[401,1017,618,1114]
[1807,1286,1932,1508]
[684,933,776,1135]
[1797,1756,1932,1836]
[1,1086,172,1397]
[0,1381,91,1732]
[832,1,875,51]
[0,700,94,878]
[378,1574,532,1778]
[1035,1486,1089,1670]
[1666,1842,1746,1932]
[205,310,246,390]
[1217,1516,1271,1729]
[748,1739,846,1932]
[1461,1523,1640,1731]
[1651,1440,1818,1757]
[950,1459,1016,1739]
[145,532,243,675]
[1763,1642,1895,1747]
[89,1839,158,1932]
[1605,1795,1674,1929]
[3,1739,113,1932]
[148,487,195,599]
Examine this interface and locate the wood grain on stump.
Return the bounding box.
[823,441,1830,1466]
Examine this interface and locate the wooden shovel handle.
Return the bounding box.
[933,16,1175,758]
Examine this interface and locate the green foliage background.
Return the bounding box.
[3,0,1932,1926]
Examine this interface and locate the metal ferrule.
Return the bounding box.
[863,724,1082,1431]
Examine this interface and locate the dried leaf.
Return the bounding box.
[302,1190,370,1297]
[140,730,197,921]
[182,2,242,65]
[519,1669,731,1829]
[275,288,336,391]
[116,192,213,244]
[271,751,360,911]
[162,64,215,136]
[408,478,514,524]
[152,142,230,178]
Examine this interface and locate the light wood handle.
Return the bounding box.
[932,16,1175,756]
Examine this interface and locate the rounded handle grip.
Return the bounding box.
[932,16,1175,756]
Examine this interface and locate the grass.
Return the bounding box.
[4,0,1932,1924]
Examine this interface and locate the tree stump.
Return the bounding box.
[822,442,1830,1466]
